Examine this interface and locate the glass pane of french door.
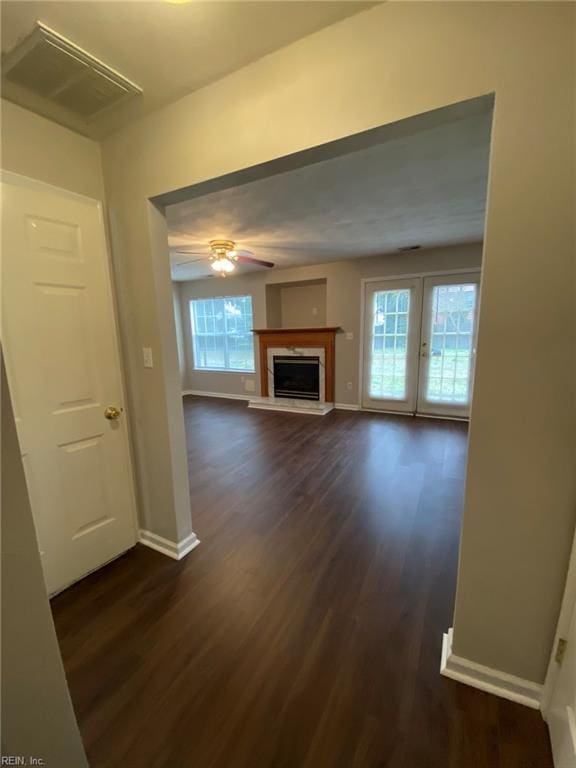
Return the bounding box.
[417,275,480,417]
[369,288,410,399]
[362,278,422,412]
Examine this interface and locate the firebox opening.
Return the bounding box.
[273,356,320,401]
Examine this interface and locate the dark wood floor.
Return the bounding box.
[51,396,552,768]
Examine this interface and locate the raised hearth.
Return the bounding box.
[248,396,334,416]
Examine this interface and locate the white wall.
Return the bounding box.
[100,1,575,684]
[1,100,104,199]
[178,244,482,400]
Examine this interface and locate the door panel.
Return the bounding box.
[2,173,137,595]
[362,278,422,412]
[35,284,99,407]
[417,274,480,418]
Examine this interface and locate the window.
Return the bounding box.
[190,296,255,372]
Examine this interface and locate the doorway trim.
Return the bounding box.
[541,529,576,717]
[0,168,104,206]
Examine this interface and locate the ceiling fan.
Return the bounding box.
[172,239,275,276]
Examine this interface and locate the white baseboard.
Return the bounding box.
[139,529,200,561]
[440,628,542,709]
[183,389,249,401]
[334,403,361,411]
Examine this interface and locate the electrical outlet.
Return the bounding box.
[244,379,256,393]
[346,332,354,341]
[347,382,353,390]
[312,307,318,316]
[142,347,154,368]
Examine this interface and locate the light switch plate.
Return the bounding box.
[142,347,154,368]
[346,332,354,341]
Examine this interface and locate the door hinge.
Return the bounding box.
[555,638,567,664]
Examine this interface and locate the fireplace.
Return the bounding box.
[249,327,340,415]
[273,355,320,401]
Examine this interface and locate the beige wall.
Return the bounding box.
[100,1,575,684]
[178,244,482,399]
[279,281,327,328]
[1,352,88,767]
[266,284,283,330]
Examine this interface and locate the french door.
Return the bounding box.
[362,273,480,418]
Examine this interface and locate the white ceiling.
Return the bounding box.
[0,1,375,137]
[167,110,492,281]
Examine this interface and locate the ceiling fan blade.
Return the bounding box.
[236,255,275,268]
[241,243,303,252]
[170,244,206,253]
[174,257,208,267]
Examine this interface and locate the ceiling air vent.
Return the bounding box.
[3,22,142,121]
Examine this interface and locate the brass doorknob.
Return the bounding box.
[104,406,122,420]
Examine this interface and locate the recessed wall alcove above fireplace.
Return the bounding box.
[248,327,340,415]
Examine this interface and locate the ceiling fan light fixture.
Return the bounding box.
[171,237,273,277]
[211,257,235,275]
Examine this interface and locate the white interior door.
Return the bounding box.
[417,274,480,418]
[548,605,576,768]
[544,532,576,768]
[1,172,137,595]
[362,278,422,412]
